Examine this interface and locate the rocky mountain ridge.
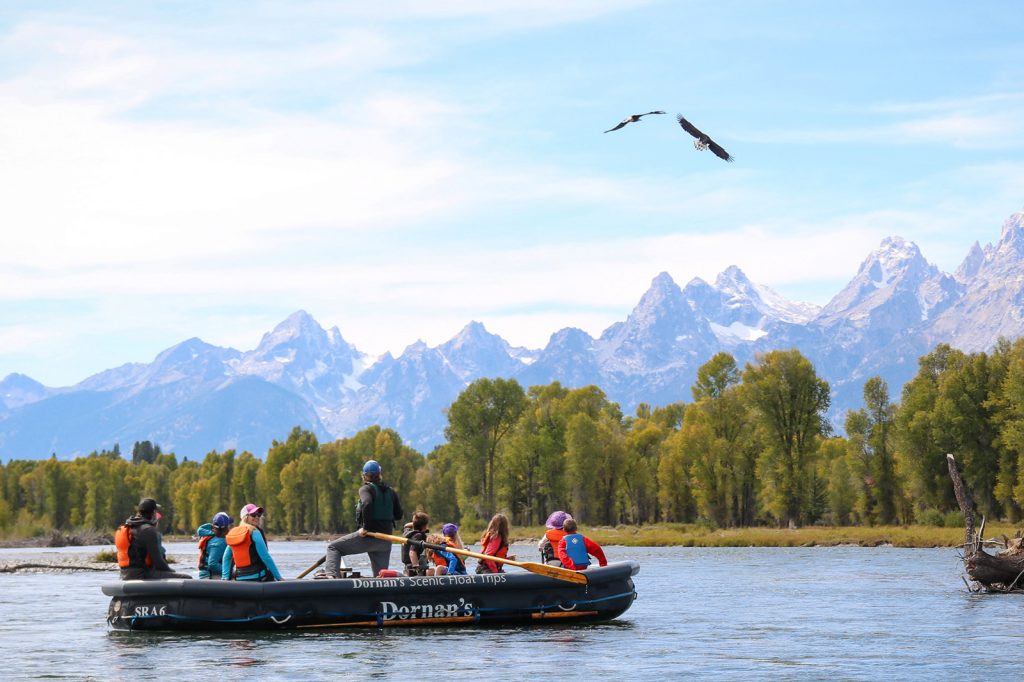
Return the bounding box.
[3,208,1023,458]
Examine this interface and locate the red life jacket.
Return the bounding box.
[226,525,268,578]
[115,524,153,569]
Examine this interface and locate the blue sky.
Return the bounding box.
[1,1,1023,386]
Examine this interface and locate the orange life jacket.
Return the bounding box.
[115,524,153,569]
[442,539,466,570]
[197,535,211,569]
[226,525,267,578]
[545,528,567,545]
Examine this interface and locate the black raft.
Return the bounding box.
[103,561,639,631]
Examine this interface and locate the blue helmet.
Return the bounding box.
[362,460,381,476]
[211,511,233,528]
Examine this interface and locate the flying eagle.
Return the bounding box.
[603,110,666,133]
[676,114,733,162]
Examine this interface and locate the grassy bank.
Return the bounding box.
[3,523,1018,549]
[513,523,1019,548]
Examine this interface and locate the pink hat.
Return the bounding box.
[239,503,264,518]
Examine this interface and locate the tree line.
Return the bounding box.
[5,341,1024,536]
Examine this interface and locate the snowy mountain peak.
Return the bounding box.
[868,236,925,287]
[448,321,490,348]
[714,265,753,292]
[258,310,328,348]
[994,210,1024,260]
[819,235,958,329]
[956,241,985,282]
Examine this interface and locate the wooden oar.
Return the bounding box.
[296,556,325,579]
[366,531,587,585]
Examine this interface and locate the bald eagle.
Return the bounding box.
[603,110,666,133]
[676,114,733,162]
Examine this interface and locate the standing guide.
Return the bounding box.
[323,459,404,578]
[115,498,192,580]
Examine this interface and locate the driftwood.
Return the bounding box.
[0,562,115,573]
[947,453,1024,591]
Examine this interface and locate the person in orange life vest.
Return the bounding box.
[477,513,515,574]
[222,504,283,581]
[556,519,607,571]
[439,523,468,573]
[116,498,191,580]
[195,511,232,579]
[538,510,572,566]
[441,522,466,550]
[425,532,467,576]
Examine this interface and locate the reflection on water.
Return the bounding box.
[0,542,1020,679]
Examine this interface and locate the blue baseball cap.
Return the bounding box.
[362,460,381,475]
[212,512,233,527]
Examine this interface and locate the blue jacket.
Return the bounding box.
[195,523,228,579]
[436,548,467,575]
[222,526,283,581]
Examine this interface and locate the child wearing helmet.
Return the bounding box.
[195,511,233,579]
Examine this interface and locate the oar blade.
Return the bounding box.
[519,561,588,584]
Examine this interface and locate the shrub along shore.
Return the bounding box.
[4,523,1002,550]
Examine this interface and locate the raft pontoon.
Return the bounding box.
[103,560,639,630]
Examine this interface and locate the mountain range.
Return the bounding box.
[3,208,1024,460]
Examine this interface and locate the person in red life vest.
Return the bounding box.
[115,498,191,580]
[323,460,404,578]
[223,504,283,582]
[538,510,572,566]
[195,511,232,579]
[556,519,608,571]
[477,513,515,574]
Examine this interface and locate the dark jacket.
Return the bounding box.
[356,481,403,533]
[119,515,173,580]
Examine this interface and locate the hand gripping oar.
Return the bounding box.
[366,531,588,585]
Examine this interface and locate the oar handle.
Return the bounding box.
[365,531,588,585]
[296,555,326,579]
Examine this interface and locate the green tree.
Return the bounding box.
[445,378,527,519]
[744,349,830,527]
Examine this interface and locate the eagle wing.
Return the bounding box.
[677,113,733,162]
[604,118,630,133]
[641,110,666,117]
[708,140,734,162]
[675,114,706,140]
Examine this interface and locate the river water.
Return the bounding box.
[0,542,1020,680]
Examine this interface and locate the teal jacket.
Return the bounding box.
[195,523,228,579]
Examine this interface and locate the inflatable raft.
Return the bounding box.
[103,560,639,631]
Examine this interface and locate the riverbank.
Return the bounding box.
[577,523,1013,548]
[2,522,1011,549]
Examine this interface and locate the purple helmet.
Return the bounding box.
[545,511,573,530]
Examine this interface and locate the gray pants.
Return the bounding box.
[325,532,392,578]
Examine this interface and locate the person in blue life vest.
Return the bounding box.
[195,511,232,579]
[323,460,404,578]
[222,503,283,581]
[115,498,191,580]
[425,532,468,576]
[555,519,608,571]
